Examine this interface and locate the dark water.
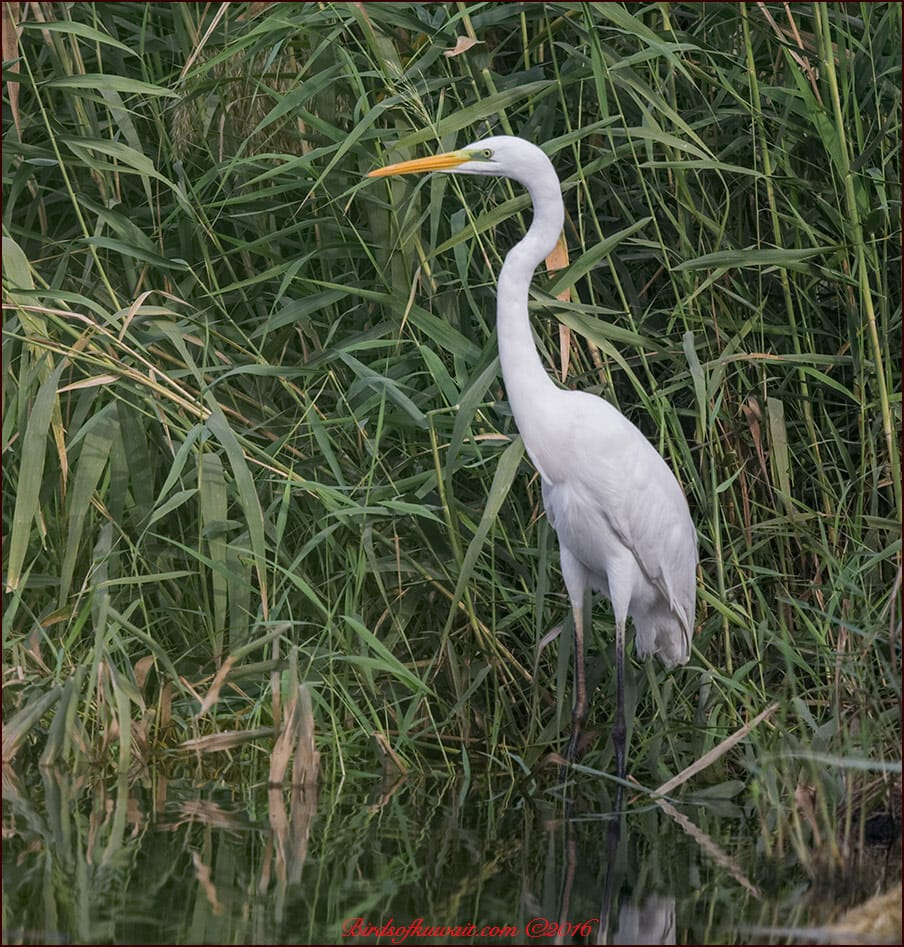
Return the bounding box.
[2,764,898,944]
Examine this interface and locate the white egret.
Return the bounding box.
[368,136,697,780]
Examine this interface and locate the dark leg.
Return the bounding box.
[597,783,624,943]
[564,604,587,763]
[612,619,627,781]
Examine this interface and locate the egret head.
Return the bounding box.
[367,135,553,188]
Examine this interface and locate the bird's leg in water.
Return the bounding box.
[613,619,627,781]
[565,604,587,762]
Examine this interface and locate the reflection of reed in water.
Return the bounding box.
[613,895,676,945]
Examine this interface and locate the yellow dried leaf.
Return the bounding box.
[545,233,571,302]
[2,4,21,139]
[444,36,483,58]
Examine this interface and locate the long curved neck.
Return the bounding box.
[496,169,565,433]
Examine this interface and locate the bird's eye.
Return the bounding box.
[481,148,493,160]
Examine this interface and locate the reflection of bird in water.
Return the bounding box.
[613,895,676,945]
[368,136,697,777]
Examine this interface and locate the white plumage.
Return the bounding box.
[369,135,697,778]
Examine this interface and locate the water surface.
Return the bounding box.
[2,765,898,944]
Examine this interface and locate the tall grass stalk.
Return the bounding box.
[3,4,899,838]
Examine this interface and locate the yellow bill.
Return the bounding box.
[367,150,469,178]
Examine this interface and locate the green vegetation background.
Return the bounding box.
[3,2,900,819]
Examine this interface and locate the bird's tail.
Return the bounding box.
[634,612,691,668]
